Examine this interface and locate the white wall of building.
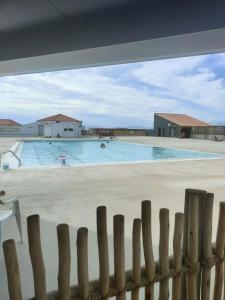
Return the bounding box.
[0,120,83,137]
[19,122,39,136]
[0,125,21,136]
[39,121,82,137]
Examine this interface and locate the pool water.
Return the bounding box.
[16,140,222,167]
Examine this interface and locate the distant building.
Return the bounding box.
[37,114,83,137]
[0,119,21,136]
[0,114,83,137]
[154,113,211,138]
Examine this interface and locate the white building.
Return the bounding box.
[0,119,21,136]
[37,114,83,137]
[0,114,83,137]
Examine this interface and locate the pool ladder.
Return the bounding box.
[0,150,21,168]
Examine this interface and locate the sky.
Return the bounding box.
[1,52,225,128]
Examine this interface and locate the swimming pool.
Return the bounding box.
[12,140,222,167]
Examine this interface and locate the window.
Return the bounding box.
[64,128,73,132]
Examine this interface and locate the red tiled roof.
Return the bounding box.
[38,114,81,123]
[156,113,211,127]
[0,119,21,126]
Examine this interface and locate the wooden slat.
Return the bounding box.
[172,213,184,300]
[132,218,141,300]
[114,215,126,300]
[3,239,23,300]
[97,206,109,300]
[141,200,155,300]
[197,190,207,300]
[213,202,225,300]
[201,193,213,300]
[27,215,47,300]
[186,193,199,300]
[77,227,89,300]
[181,189,189,300]
[159,209,169,300]
[181,189,206,300]
[57,224,71,300]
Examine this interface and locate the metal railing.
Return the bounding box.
[0,150,21,168]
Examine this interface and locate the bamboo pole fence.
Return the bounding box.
[2,188,225,300]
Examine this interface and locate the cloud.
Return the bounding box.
[0,68,179,127]
[0,53,225,127]
[132,55,225,110]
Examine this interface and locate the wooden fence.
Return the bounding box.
[2,188,225,300]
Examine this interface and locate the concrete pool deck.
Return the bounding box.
[0,136,225,298]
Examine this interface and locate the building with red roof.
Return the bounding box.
[0,119,21,135]
[154,113,211,138]
[37,114,83,137]
[0,114,83,137]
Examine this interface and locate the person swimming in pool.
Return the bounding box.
[100,143,106,148]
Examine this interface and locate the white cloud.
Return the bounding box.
[132,55,225,110]
[0,53,225,127]
[0,68,179,126]
[216,53,225,65]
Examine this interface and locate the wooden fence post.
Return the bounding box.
[132,218,141,300]
[114,215,126,300]
[57,224,71,300]
[181,189,189,300]
[3,239,23,300]
[182,188,206,300]
[213,202,225,300]
[197,190,207,300]
[201,193,213,300]
[77,227,89,300]
[159,209,169,300]
[172,212,184,300]
[27,214,47,300]
[141,200,155,300]
[186,192,199,300]
[97,206,109,300]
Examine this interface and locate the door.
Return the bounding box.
[158,127,161,136]
[171,127,175,137]
[38,125,44,136]
[44,126,52,137]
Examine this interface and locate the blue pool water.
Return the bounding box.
[17,140,222,167]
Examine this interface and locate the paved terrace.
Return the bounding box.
[0,136,225,299]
